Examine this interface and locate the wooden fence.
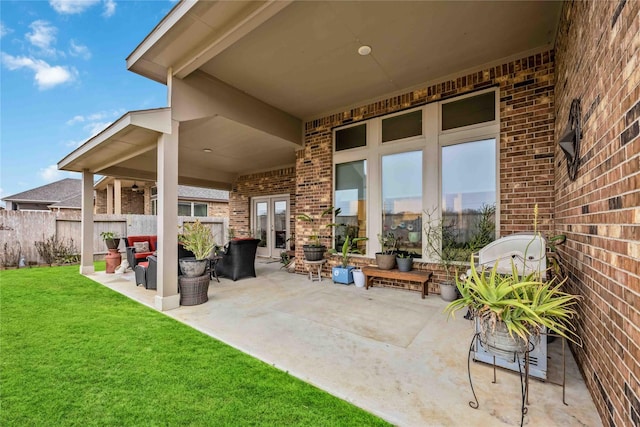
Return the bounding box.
[0,211,227,266]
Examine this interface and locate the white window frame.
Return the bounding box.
[332,88,500,262]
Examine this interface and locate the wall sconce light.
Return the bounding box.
[131,182,139,192]
[558,99,582,181]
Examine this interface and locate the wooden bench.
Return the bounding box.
[362,266,432,299]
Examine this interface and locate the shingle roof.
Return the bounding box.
[48,193,82,209]
[177,185,229,201]
[2,178,81,203]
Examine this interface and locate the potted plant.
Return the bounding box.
[178,220,216,278]
[445,256,582,360]
[375,232,398,270]
[100,231,120,250]
[396,252,413,272]
[297,207,336,261]
[423,208,471,301]
[329,235,368,284]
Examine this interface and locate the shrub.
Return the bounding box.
[34,235,79,266]
[1,241,21,268]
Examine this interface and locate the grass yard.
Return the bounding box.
[0,265,388,426]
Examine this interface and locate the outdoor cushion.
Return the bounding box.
[149,236,158,251]
[134,241,150,252]
[126,235,153,247]
[134,252,152,260]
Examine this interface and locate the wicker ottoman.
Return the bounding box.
[178,274,210,306]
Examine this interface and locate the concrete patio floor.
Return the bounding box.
[89,260,602,426]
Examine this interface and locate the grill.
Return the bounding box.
[471,233,549,380]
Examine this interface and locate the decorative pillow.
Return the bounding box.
[133,241,150,252]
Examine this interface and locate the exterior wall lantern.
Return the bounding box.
[558,99,582,181]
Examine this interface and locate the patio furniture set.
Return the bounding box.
[126,235,260,304]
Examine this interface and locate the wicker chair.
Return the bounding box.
[134,255,157,290]
[215,239,260,281]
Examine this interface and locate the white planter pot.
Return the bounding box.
[353,269,365,287]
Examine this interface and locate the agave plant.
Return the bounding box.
[445,256,582,346]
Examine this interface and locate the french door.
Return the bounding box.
[252,195,290,258]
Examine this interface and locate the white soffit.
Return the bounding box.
[58,109,170,174]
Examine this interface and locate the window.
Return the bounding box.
[382,110,422,142]
[178,202,192,216]
[441,139,497,260]
[332,88,498,261]
[335,124,366,151]
[441,91,495,131]
[334,160,367,253]
[382,152,422,256]
[193,203,208,217]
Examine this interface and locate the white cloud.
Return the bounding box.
[66,115,85,125]
[1,53,78,89]
[49,0,115,17]
[85,121,113,137]
[39,164,65,183]
[0,22,11,39]
[49,0,101,15]
[66,110,121,126]
[26,20,58,55]
[103,0,116,18]
[69,39,91,59]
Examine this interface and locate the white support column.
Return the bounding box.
[106,184,114,214]
[155,119,180,311]
[80,170,95,275]
[114,179,122,214]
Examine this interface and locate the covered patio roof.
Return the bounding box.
[59,0,562,189]
[128,0,561,119]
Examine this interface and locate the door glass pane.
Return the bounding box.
[335,124,366,151]
[256,202,268,248]
[334,160,367,254]
[382,110,422,142]
[442,91,495,130]
[193,203,207,217]
[382,151,422,256]
[274,201,287,249]
[441,139,496,260]
[178,202,191,216]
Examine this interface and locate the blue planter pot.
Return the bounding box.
[332,266,355,284]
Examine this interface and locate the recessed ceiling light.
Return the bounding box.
[203,148,212,153]
[358,45,372,56]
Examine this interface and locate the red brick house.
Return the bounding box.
[58,2,638,424]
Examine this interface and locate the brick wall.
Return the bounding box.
[230,167,296,237]
[298,50,557,287]
[555,1,639,425]
[94,188,144,214]
[208,201,229,218]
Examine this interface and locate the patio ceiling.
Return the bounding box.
[129,0,562,119]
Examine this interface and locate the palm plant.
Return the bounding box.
[445,254,582,347]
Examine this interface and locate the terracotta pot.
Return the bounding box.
[105,248,121,274]
[375,253,396,270]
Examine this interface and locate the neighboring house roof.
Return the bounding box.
[48,194,83,209]
[177,185,229,202]
[2,178,81,204]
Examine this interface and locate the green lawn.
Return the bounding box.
[0,265,388,426]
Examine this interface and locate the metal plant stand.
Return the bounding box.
[466,332,568,427]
